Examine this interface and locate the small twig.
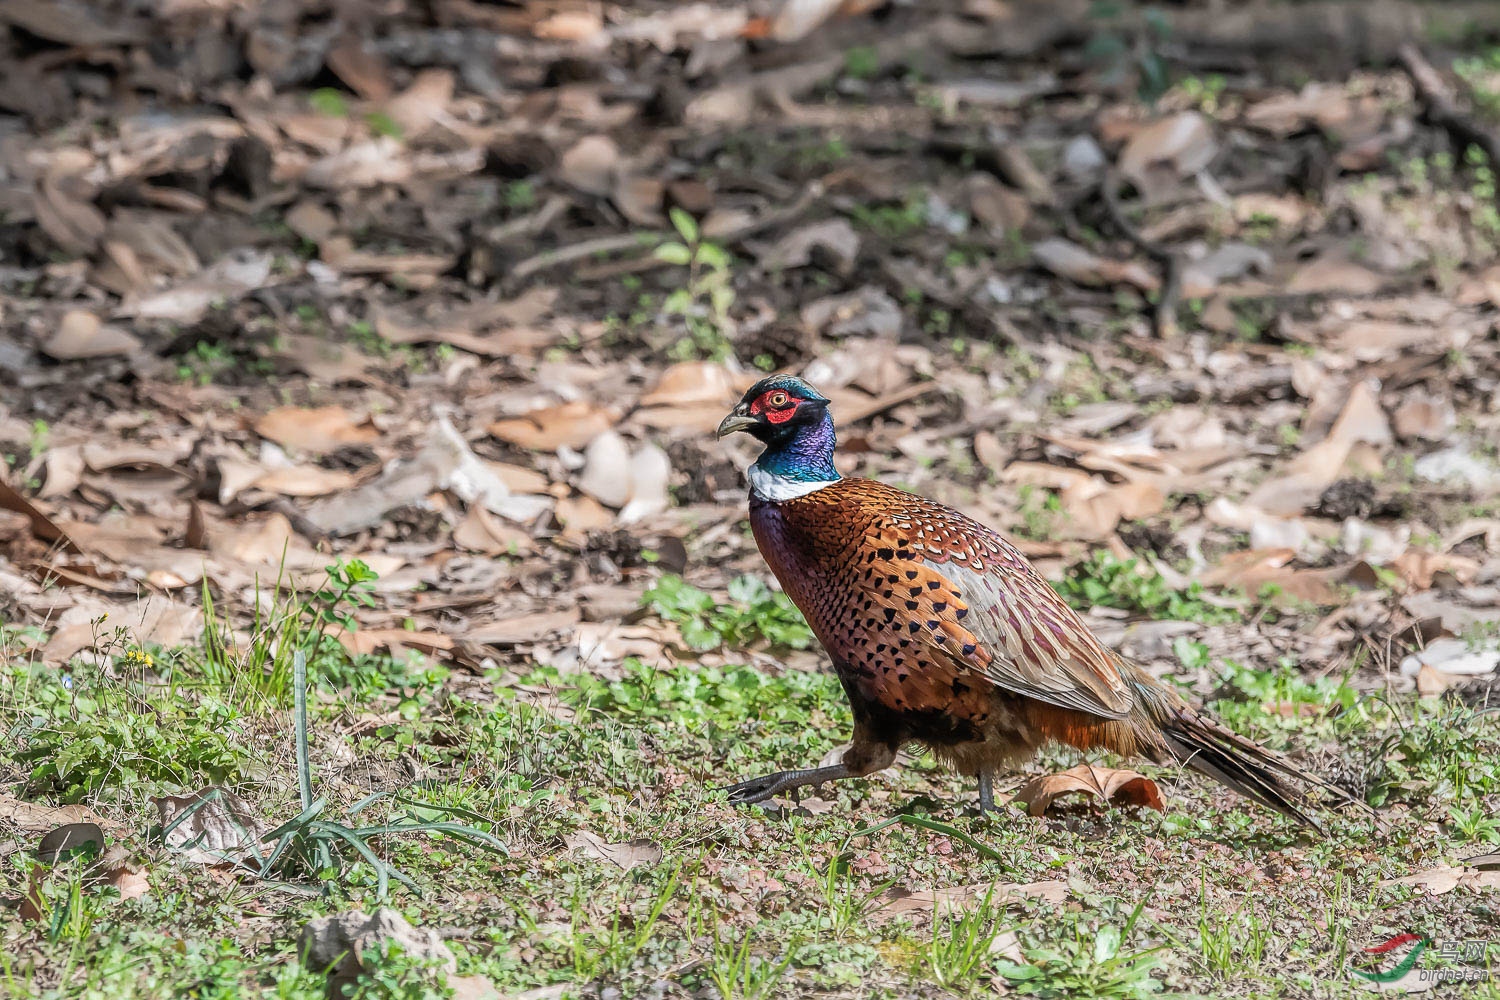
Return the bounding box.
[1100,171,1183,339]
[569,182,826,284]
[1397,43,1500,201]
[510,232,656,282]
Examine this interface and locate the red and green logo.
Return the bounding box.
[1352,933,1430,984]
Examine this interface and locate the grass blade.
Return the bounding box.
[293,648,312,811]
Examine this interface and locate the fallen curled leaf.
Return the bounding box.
[106,864,151,901]
[155,787,270,866]
[489,401,617,452]
[464,610,580,646]
[0,793,108,834]
[1382,864,1500,896]
[252,465,358,498]
[42,310,143,360]
[452,504,533,555]
[1117,111,1217,197]
[1032,238,1158,292]
[1015,763,1164,817]
[873,880,1068,917]
[332,627,454,658]
[1415,664,1464,697]
[559,135,620,196]
[563,830,662,872]
[1061,478,1165,539]
[254,406,379,455]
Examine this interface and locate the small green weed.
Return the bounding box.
[843,45,880,80]
[997,911,1165,999]
[541,658,839,734]
[642,574,814,651]
[707,922,792,1000]
[921,886,1011,988]
[1014,484,1065,540]
[1052,552,1238,624]
[9,649,246,801]
[343,943,454,1000]
[848,190,926,240]
[653,208,736,361]
[163,650,506,899]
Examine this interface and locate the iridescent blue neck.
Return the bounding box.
[750,410,840,498]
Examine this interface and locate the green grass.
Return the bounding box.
[1052,551,1239,624]
[642,573,815,652]
[3,571,1499,999]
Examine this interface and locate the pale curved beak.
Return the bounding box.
[716,407,755,439]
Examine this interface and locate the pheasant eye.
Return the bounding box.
[768,391,789,407]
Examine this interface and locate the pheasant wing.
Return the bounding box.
[860,496,1134,719]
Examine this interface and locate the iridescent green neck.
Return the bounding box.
[750,411,839,500]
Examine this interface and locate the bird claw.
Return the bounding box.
[723,772,787,805]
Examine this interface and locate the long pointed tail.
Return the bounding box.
[1128,668,1367,831]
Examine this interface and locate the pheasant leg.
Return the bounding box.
[977,769,996,813]
[726,737,897,805]
[725,764,857,804]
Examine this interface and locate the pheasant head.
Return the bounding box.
[717,375,840,501]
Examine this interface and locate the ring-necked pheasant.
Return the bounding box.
[716,374,1359,827]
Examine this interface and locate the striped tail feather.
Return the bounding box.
[1127,668,1368,831]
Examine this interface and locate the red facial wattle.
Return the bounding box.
[750,391,798,424]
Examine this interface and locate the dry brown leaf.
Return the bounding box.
[0,0,146,46]
[254,406,379,455]
[1389,549,1479,590]
[874,880,1068,917]
[274,334,379,384]
[41,596,202,666]
[42,310,142,361]
[613,174,666,227]
[121,250,274,324]
[252,465,359,498]
[555,493,614,541]
[1032,238,1158,291]
[154,787,269,866]
[332,628,454,658]
[0,475,79,549]
[763,0,844,41]
[490,401,617,451]
[1061,479,1165,539]
[106,864,151,902]
[1118,112,1217,197]
[33,172,106,257]
[465,610,581,646]
[1203,549,1370,607]
[1246,381,1389,516]
[759,219,861,273]
[639,361,751,409]
[1015,763,1164,817]
[0,793,106,834]
[563,830,662,871]
[1382,864,1500,896]
[559,135,620,196]
[534,5,604,42]
[38,445,84,499]
[1286,253,1384,295]
[1415,664,1466,697]
[206,512,324,571]
[326,37,393,100]
[453,504,534,555]
[1245,84,1356,135]
[304,414,551,535]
